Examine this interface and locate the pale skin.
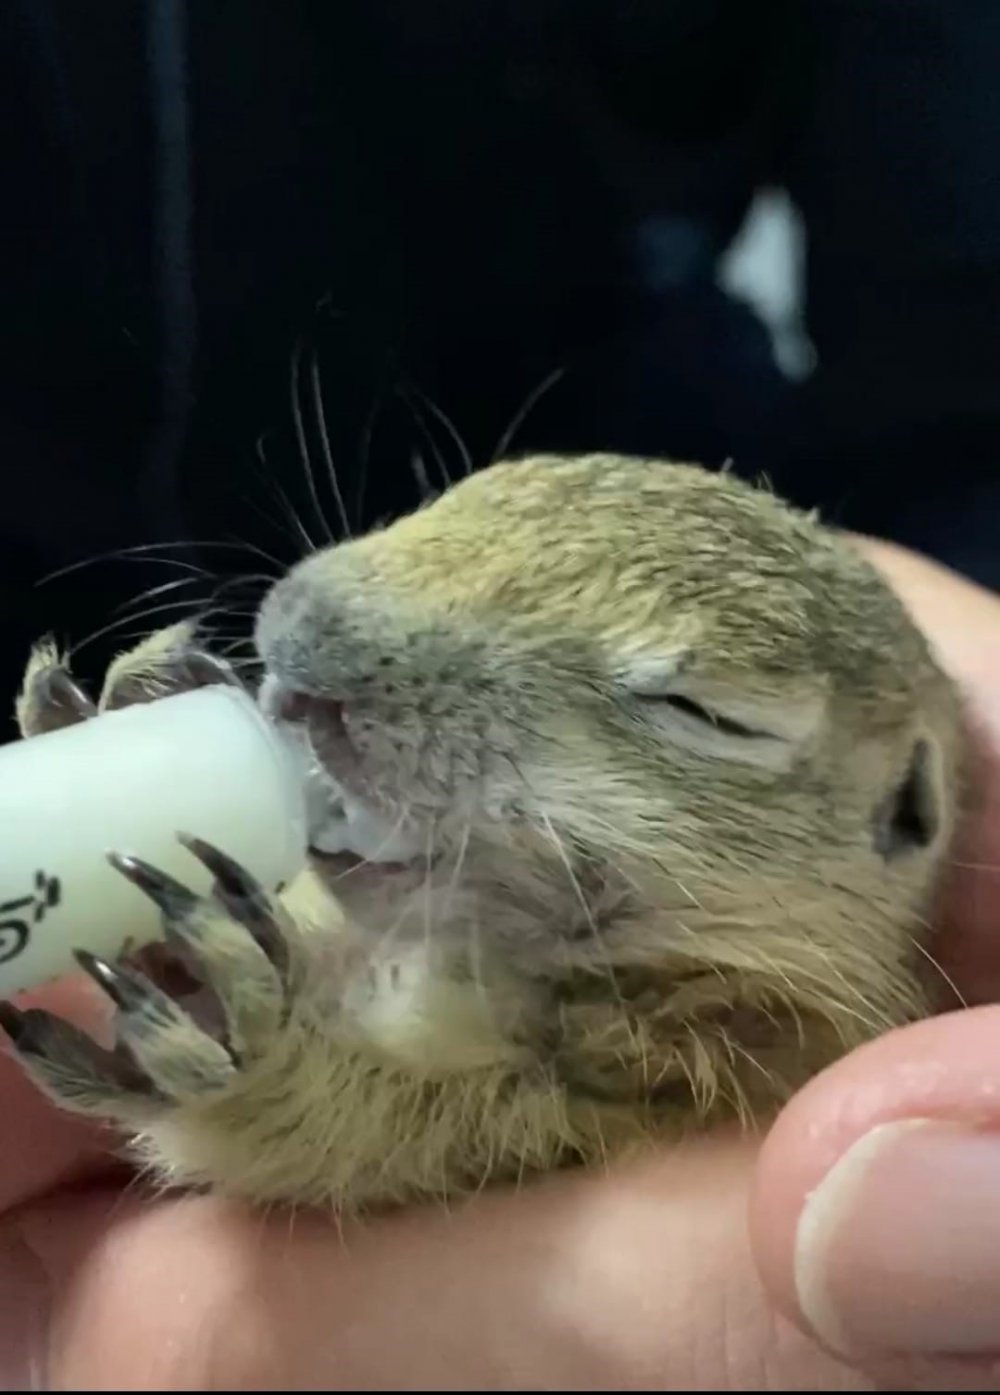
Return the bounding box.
[1,537,998,1390]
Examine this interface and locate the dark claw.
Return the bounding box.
[75,949,239,1068]
[183,652,241,689]
[0,1001,26,1044]
[34,665,97,729]
[74,950,155,1014]
[0,1001,158,1095]
[107,851,200,921]
[178,834,264,901]
[178,834,290,977]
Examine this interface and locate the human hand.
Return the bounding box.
[747,539,1000,1391]
[1,540,998,1390]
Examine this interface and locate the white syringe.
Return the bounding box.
[0,685,311,997]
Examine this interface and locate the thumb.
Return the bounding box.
[5,1139,865,1390]
[751,1005,1000,1389]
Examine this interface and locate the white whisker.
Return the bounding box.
[69,597,212,659]
[106,573,206,618]
[353,387,386,529]
[290,338,334,545]
[397,384,454,491]
[492,367,566,462]
[309,348,352,539]
[409,450,435,502]
[35,539,263,589]
[408,384,474,477]
[442,817,473,921]
[252,432,318,554]
[423,817,437,950]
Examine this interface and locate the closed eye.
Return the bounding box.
[650,692,776,740]
[617,657,823,766]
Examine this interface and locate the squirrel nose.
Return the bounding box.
[272,688,312,724]
[268,684,345,730]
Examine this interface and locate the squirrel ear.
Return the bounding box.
[873,738,943,860]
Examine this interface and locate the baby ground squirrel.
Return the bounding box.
[5,454,965,1213]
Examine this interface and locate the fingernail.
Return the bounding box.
[795,1118,1000,1357]
[0,1229,50,1389]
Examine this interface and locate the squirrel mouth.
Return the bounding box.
[269,687,345,731]
[304,762,424,869]
[259,675,425,871]
[306,792,426,872]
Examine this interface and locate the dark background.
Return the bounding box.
[2,1,999,736]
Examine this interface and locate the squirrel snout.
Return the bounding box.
[269,685,346,731]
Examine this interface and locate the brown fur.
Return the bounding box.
[12,455,966,1212]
